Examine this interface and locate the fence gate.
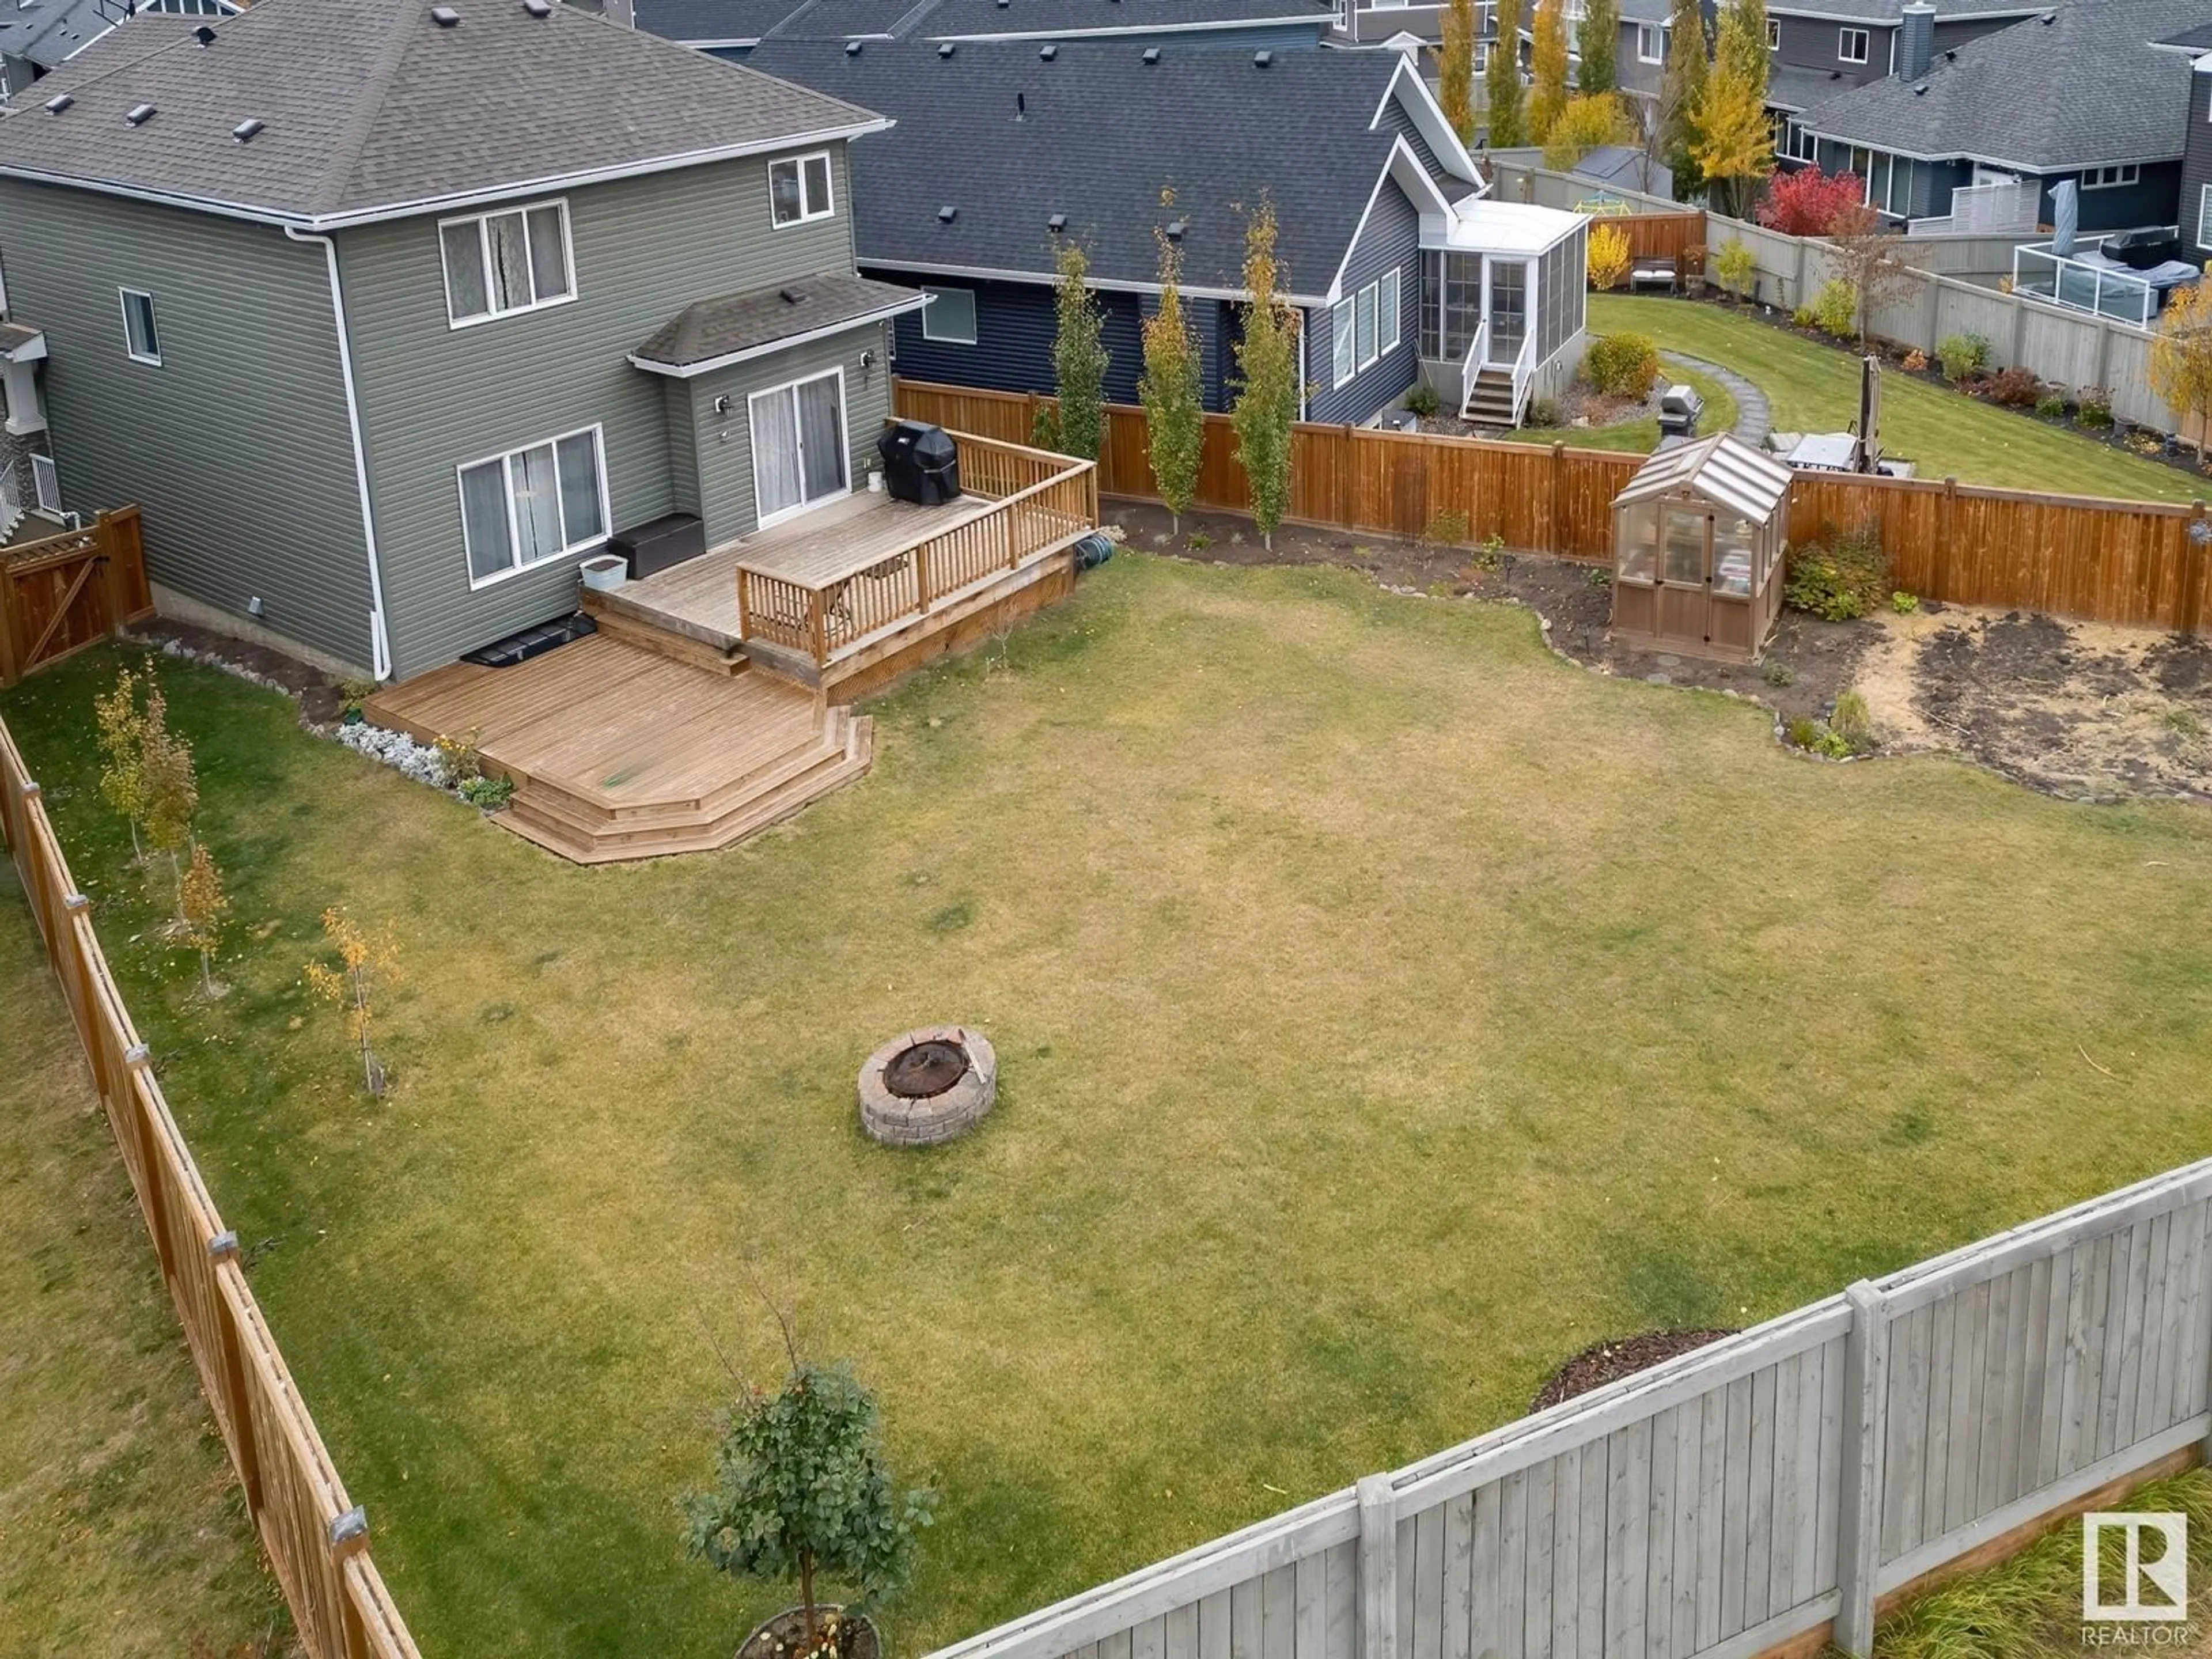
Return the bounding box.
[0,507,151,687]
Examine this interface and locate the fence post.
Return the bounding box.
[0,556,20,688]
[1834,1279,1892,1658]
[1937,476,1957,604]
[1550,442,1567,557]
[1357,1475,1397,1659]
[2183,502,2207,641]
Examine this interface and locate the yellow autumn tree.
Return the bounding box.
[1438,0,1478,145]
[177,842,228,999]
[1542,92,1634,171]
[305,907,402,1096]
[1692,0,1772,218]
[2149,281,2212,462]
[93,665,150,861]
[1529,0,1571,143]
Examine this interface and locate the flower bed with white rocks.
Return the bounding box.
[336,722,450,788]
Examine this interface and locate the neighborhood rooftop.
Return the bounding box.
[630,271,926,374]
[743,38,1465,301]
[1799,0,2212,168]
[0,0,887,226]
[634,0,1327,45]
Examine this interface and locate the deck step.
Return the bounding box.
[497,716,873,863]
[509,704,848,828]
[582,604,750,676]
[507,719,852,840]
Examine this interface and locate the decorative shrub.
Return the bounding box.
[460,774,514,810]
[1528,395,1564,427]
[432,727,484,786]
[1791,304,1817,330]
[1423,507,1471,546]
[2077,387,2115,429]
[1936,333,1990,384]
[1783,526,1888,621]
[1584,332,1660,399]
[2034,390,2067,419]
[1405,381,1441,419]
[1831,690,1876,751]
[1892,590,1919,613]
[1902,349,1929,374]
[1810,277,1858,340]
[1756,165,1865,237]
[1712,240,1758,304]
[1985,366,2040,408]
[1587,222,1633,293]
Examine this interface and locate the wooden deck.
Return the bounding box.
[362,634,872,863]
[585,492,989,656]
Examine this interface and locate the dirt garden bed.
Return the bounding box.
[1105,498,2210,805]
[1414,376,1661,441]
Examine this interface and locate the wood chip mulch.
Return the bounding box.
[1530,1329,1739,1413]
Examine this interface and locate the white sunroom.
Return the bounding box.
[1415,198,1590,427]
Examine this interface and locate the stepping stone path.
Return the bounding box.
[1660,351,1771,449]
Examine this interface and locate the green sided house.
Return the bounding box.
[0,0,1099,859]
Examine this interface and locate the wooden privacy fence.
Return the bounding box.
[925,1159,2212,1659]
[0,506,153,687]
[895,381,2212,634]
[0,715,422,1659]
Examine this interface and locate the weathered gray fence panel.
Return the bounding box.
[934,1163,2212,1659]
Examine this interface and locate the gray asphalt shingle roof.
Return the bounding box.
[1798,0,2212,166]
[1766,61,1855,111]
[744,37,1422,299]
[633,271,925,368]
[634,0,1328,44]
[1770,0,2039,21]
[0,0,886,225]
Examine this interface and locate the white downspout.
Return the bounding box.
[286,225,393,681]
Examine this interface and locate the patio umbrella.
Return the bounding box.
[2050,179,2078,259]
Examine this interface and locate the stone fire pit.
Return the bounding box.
[858,1025,997,1146]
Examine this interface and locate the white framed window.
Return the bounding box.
[921,285,977,343]
[1636,22,1662,61]
[119,287,160,365]
[2080,164,2139,191]
[456,425,608,588]
[1838,26,1868,62]
[1472,39,1491,71]
[1782,118,1818,163]
[2197,184,2212,250]
[1766,16,1779,48]
[769,150,834,227]
[439,200,574,328]
[1355,283,1378,372]
[30,452,59,514]
[1380,268,1400,355]
[1331,296,1357,387]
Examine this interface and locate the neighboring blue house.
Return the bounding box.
[632,0,1332,59]
[749,39,1589,426]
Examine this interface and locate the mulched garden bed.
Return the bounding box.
[1531,1330,1738,1413]
[127,615,346,725]
[1415,377,1658,440]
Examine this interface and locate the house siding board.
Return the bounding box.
[0,180,373,670]
[672,323,893,544]
[339,147,858,678]
[1373,94,1448,184]
[1305,170,1419,425]
[2047,162,2177,236]
[881,274,1060,400]
[2183,71,2212,250]
[1773,13,1890,82]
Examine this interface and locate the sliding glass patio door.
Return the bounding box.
[749,368,850,527]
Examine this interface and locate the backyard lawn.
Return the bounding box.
[3,556,2210,1659]
[0,866,291,1656]
[1589,293,2203,504]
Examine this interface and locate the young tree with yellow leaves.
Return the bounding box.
[1139,209,1205,535]
[136,679,200,923]
[1228,200,1298,553]
[1486,0,1529,147]
[1529,0,1571,143]
[305,907,401,1096]
[1577,0,1619,93]
[1695,0,1771,215]
[177,842,228,999]
[1657,0,1709,196]
[1438,0,1478,145]
[1542,92,1634,171]
[2149,281,2212,463]
[93,665,150,862]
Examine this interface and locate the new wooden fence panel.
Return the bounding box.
[0,716,421,1659]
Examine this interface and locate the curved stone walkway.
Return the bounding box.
[1660,350,1771,449]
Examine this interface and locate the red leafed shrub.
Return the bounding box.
[1986,366,2041,407]
[1756,166,1865,237]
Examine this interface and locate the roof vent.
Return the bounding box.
[1047,211,1066,232]
[1141,44,1158,62]
[844,37,861,51]
[430,4,460,25]
[40,91,70,112]
[1252,47,1271,66]
[232,116,264,141]
[191,21,213,43]
[523,0,551,14]
[1015,90,1025,118]
[1943,46,1955,58]
[937,204,957,222]
[937,39,954,55]
[1165,218,1185,239]
[124,101,154,125]
[779,286,808,304]
[2039,10,2052,20]
[1038,40,1055,58]
[1912,82,1926,93]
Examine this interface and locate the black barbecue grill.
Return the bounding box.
[877,422,961,506]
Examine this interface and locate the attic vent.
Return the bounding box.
[523,0,551,14]
[1038,40,1055,58]
[232,116,264,141]
[1141,44,1158,62]
[124,102,154,125]
[40,91,70,112]
[1047,211,1066,232]
[779,286,808,304]
[2039,10,2052,20]
[1252,47,1271,66]
[1943,46,1955,58]
[1913,82,1926,93]
[430,4,460,24]
[1165,218,1185,239]
[844,37,861,51]
[937,204,957,222]
[937,39,954,55]
[191,21,213,43]
[1015,90,1025,117]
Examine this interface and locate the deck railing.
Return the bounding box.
[736,431,1096,668]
